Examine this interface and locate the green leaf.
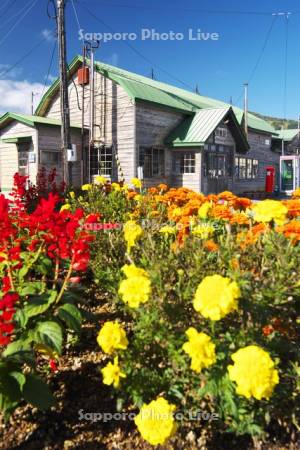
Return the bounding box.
[21,291,57,326]
[35,256,53,276]
[58,303,82,334]
[20,281,47,296]
[35,321,63,354]
[2,340,35,365]
[9,371,26,391]
[23,374,56,410]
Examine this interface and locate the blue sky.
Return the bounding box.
[0,0,300,119]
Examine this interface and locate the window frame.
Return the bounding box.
[90,145,113,177]
[172,151,196,175]
[138,146,165,178]
[235,157,259,180]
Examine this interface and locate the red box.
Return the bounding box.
[78,67,89,85]
[265,166,275,193]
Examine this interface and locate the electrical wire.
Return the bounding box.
[282,14,289,125]
[0,0,39,48]
[77,1,273,16]
[0,0,18,18]
[71,0,82,31]
[40,37,58,100]
[0,35,48,78]
[234,14,278,105]
[79,3,195,91]
[0,0,36,30]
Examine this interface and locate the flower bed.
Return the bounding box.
[1,175,300,448]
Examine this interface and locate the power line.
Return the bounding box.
[0,0,35,30]
[0,0,18,18]
[77,1,273,16]
[0,0,39,48]
[40,37,58,101]
[79,2,195,91]
[234,15,278,105]
[0,35,48,79]
[283,14,290,123]
[71,0,82,31]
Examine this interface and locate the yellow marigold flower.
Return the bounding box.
[81,183,92,191]
[95,175,106,185]
[292,187,300,198]
[123,220,143,252]
[192,224,214,239]
[118,275,151,308]
[134,398,177,446]
[193,274,240,321]
[198,202,212,219]
[121,264,148,278]
[182,327,216,373]
[134,194,142,202]
[60,204,71,212]
[97,321,128,354]
[101,356,126,388]
[159,225,177,235]
[131,177,142,189]
[251,200,287,225]
[111,182,121,191]
[69,191,75,199]
[228,345,279,400]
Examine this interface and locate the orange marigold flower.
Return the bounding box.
[233,197,252,210]
[211,204,233,221]
[277,220,300,242]
[127,191,138,200]
[218,191,237,202]
[204,240,219,252]
[230,212,250,226]
[283,199,300,218]
[148,187,158,195]
[206,194,218,203]
[158,183,168,192]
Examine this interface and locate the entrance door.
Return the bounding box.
[281,158,294,192]
[205,152,229,193]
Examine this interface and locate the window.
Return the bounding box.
[18,151,28,176]
[173,152,196,174]
[90,146,113,176]
[41,151,61,165]
[17,143,30,176]
[215,127,227,139]
[139,147,165,177]
[235,157,259,179]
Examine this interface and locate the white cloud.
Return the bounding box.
[41,28,56,42]
[0,79,50,115]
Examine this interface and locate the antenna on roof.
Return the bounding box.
[195,84,200,95]
[229,96,233,106]
[151,68,155,80]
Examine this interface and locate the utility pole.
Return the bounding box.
[195,84,200,95]
[298,114,300,155]
[31,91,39,115]
[57,0,71,186]
[86,40,99,183]
[243,83,248,138]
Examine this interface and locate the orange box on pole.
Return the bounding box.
[77,67,89,85]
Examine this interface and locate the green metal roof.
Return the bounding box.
[166,106,250,152]
[35,55,276,135]
[0,112,82,130]
[167,107,230,146]
[1,136,32,144]
[274,129,299,141]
